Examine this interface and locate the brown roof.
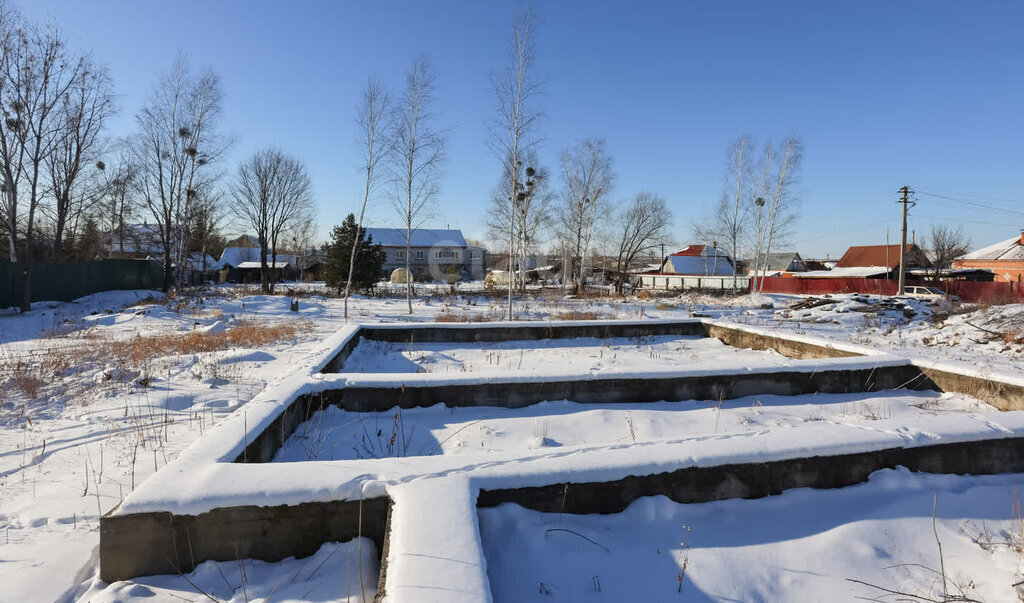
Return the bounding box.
[836,244,931,269]
[670,244,708,257]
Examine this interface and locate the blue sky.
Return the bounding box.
[20,0,1024,258]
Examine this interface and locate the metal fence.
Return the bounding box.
[0,259,163,309]
[635,274,751,291]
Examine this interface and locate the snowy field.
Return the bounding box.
[275,390,993,462]
[0,284,1022,602]
[339,334,800,375]
[480,468,1024,602]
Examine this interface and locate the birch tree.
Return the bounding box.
[717,135,752,292]
[346,76,391,319]
[132,57,226,292]
[612,192,672,294]
[391,55,445,315]
[489,3,542,316]
[750,137,802,294]
[558,138,614,293]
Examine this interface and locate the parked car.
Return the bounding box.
[903,285,959,302]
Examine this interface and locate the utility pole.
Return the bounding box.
[897,185,915,295]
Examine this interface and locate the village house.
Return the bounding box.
[747,251,807,277]
[364,228,485,282]
[633,244,743,291]
[954,230,1024,284]
[659,244,737,276]
[218,235,299,283]
[795,244,932,279]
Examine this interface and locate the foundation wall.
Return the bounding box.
[100,497,391,586]
[478,436,1024,514]
[704,323,861,359]
[319,364,929,412]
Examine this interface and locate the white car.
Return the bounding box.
[903,285,959,302]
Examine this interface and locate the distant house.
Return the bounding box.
[364,228,485,282]
[836,244,931,270]
[792,244,931,280]
[631,245,745,291]
[816,244,932,278]
[219,235,297,269]
[747,251,807,277]
[801,259,834,272]
[100,223,165,257]
[175,252,222,285]
[659,245,736,276]
[218,235,298,283]
[954,230,1024,283]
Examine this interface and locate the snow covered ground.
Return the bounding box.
[340,335,800,375]
[0,284,1021,602]
[480,468,1024,602]
[275,390,993,462]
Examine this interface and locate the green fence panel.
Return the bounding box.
[0,259,164,309]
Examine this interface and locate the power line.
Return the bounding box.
[799,217,894,243]
[909,212,1012,227]
[914,188,1024,216]
[915,186,1022,206]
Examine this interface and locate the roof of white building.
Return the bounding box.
[364,228,467,248]
[961,234,1024,262]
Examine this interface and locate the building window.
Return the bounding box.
[395,250,405,260]
[435,249,457,260]
[416,250,424,259]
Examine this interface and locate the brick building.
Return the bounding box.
[954,230,1024,283]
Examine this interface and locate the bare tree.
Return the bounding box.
[750,137,802,294]
[230,148,314,293]
[490,3,542,316]
[485,150,553,293]
[346,76,391,319]
[557,138,614,293]
[188,186,227,273]
[926,224,970,279]
[611,192,672,294]
[0,7,88,310]
[132,56,227,292]
[715,136,752,292]
[46,57,115,261]
[99,146,136,258]
[391,54,446,314]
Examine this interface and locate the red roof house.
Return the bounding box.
[836,244,932,270]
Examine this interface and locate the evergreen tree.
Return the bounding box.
[73,217,102,262]
[324,214,385,295]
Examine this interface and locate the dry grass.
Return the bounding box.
[435,313,488,323]
[1,319,312,403]
[435,309,502,323]
[109,320,312,366]
[552,310,616,321]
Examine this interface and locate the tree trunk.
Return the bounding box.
[260,244,269,293]
[53,195,69,261]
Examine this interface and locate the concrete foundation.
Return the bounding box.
[101,319,1024,590]
[100,497,391,586]
[478,435,1024,514]
[319,364,929,412]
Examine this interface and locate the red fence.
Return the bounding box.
[756,277,1023,303]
